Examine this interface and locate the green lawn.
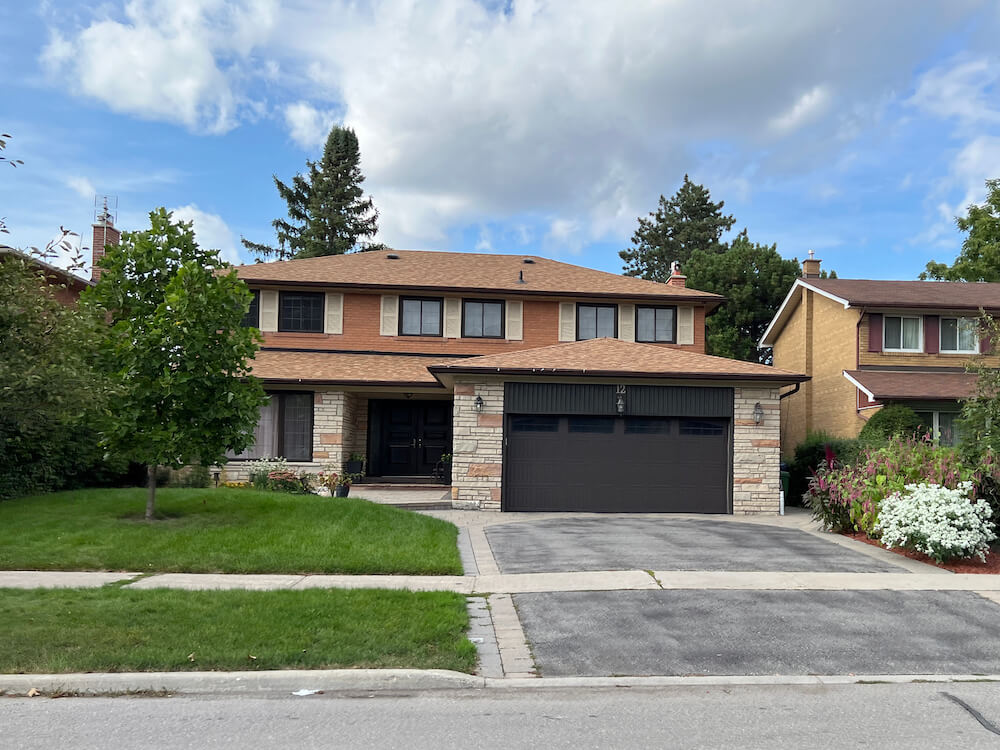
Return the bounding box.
[0,587,477,673]
[0,488,461,575]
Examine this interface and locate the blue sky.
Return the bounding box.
[3,1,1000,281]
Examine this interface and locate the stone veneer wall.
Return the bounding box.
[222,389,352,482]
[451,379,505,510]
[732,386,782,514]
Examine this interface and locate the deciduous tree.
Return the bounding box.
[86,208,266,519]
[922,179,1000,281]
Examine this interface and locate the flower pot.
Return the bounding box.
[334,485,351,498]
[345,460,364,475]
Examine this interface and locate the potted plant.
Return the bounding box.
[318,464,360,497]
[434,453,452,484]
[345,453,366,476]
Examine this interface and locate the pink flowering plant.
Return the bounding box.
[805,436,986,536]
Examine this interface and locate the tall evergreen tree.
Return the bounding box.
[244,126,380,261]
[620,175,735,282]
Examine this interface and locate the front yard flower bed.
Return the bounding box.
[845,532,1000,573]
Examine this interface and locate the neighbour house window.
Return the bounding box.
[883,315,922,352]
[577,303,617,340]
[635,306,676,343]
[278,292,324,333]
[242,289,260,328]
[940,317,979,353]
[228,392,313,462]
[399,297,443,336]
[915,410,962,447]
[462,299,505,338]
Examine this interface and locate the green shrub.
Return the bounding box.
[858,404,923,443]
[787,432,861,506]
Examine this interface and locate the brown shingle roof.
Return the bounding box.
[250,349,444,387]
[234,250,723,305]
[844,369,977,401]
[807,278,1000,310]
[429,338,808,383]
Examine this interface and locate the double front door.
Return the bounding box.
[373,400,452,477]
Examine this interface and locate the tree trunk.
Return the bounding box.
[146,465,157,521]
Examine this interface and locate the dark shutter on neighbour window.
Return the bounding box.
[868,313,882,352]
[924,315,939,354]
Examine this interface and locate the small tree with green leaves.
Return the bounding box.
[922,179,1000,282]
[244,125,380,260]
[85,208,267,519]
[959,314,1000,458]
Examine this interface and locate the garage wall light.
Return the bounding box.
[753,402,764,425]
[473,395,485,413]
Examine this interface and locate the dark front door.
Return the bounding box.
[504,415,730,513]
[374,400,452,477]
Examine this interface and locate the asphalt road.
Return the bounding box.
[514,589,1000,676]
[485,517,907,573]
[3,684,999,749]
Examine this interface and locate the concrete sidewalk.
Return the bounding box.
[3,569,1000,594]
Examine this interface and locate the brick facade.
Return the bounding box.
[732,386,782,514]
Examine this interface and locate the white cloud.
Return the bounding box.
[41,0,277,134]
[168,203,242,265]
[283,101,338,150]
[65,175,96,200]
[909,56,1000,128]
[770,86,832,134]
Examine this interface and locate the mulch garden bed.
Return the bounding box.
[843,531,1000,574]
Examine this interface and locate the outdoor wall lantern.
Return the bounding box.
[474,395,485,413]
[615,384,627,415]
[211,467,222,488]
[753,402,765,425]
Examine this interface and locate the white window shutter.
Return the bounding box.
[444,298,462,338]
[558,302,575,342]
[260,290,278,332]
[677,306,694,345]
[324,292,343,335]
[380,295,398,336]
[618,303,635,342]
[506,300,523,340]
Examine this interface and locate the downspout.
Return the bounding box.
[777,381,801,516]
[779,382,800,400]
[855,307,865,419]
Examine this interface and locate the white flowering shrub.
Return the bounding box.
[245,457,289,489]
[875,482,996,563]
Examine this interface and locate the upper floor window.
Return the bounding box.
[278,291,324,333]
[577,303,617,340]
[242,289,260,328]
[940,317,978,353]
[636,305,676,343]
[400,297,442,336]
[883,315,921,352]
[463,299,504,338]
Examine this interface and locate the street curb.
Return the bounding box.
[3,670,998,697]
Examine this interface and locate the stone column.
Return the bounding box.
[732,386,782,513]
[451,379,505,510]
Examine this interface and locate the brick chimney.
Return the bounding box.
[802,249,821,278]
[666,260,687,288]
[91,201,120,281]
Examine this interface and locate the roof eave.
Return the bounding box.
[428,364,809,385]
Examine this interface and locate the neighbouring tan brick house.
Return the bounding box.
[214,249,805,514]
[760,254,1000,457]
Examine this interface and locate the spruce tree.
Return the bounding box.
[244,126,380,261]
[620,175,734,282]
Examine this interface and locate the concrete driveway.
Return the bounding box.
[514,589,1000,677]
[485,516,909,574]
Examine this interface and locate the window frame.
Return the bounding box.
[576,302,618,341]
[242,289,260,329]
[634,304,677,343]
[227,390,314,462]
[915,410,962,447]
[277,291,325,333]
[398,296,444,337]
[461,298,506,339]
[939,316,979,354]
[882,314,923,353]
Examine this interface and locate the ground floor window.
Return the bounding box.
[914,410,962,447]
[228,391,313,461]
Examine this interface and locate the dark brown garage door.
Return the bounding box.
[504,415,729,513]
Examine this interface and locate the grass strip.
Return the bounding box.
[0,587,476,674]
[0,488,461,575]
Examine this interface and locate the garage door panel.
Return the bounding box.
[504,415,729,513]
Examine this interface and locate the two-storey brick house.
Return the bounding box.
[761,254,1000,455]
[217,249,805,514]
